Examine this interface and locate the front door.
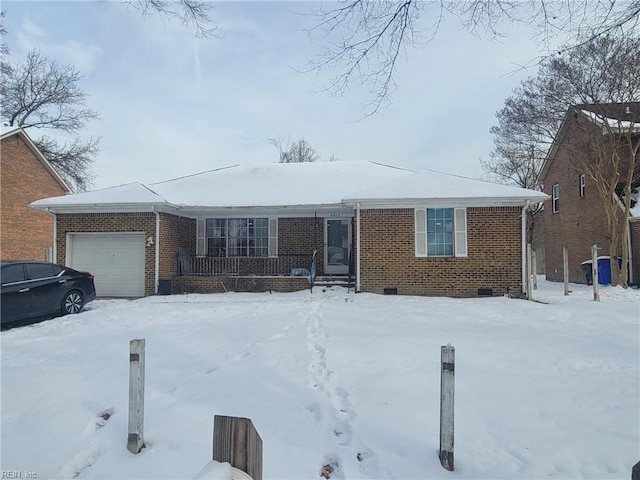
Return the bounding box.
[324,218,350,275]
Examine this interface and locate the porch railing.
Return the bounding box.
[176,253,315,277]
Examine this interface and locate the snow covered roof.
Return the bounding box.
[149,161,411,208]
[345,169,548,206]
[30,183,169,211]
[581,109,640,133]
[30,161,548,214]
[0,125,22,137]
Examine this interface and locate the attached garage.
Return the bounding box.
[66,233,146,297]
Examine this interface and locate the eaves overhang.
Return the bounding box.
[342,196,549,209]
[29,202,180,215]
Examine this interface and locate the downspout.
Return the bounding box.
[521,201,530,295]
[356,202,361,292]
[47,208,57,264]
[153,207,160,295]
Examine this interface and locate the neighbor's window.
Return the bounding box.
[196,218,277,257]
[579,174,586,197]
[415,208,467,257]
[552,184,560,213]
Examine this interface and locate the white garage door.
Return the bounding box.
[68,233,145,297]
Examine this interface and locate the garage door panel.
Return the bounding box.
[69,234,145,297]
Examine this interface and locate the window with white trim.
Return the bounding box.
[196,218,277,257]
[579,174,585,197]
[552,184,560,212]
[415,208,467,257]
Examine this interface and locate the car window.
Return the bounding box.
[27,263,56,280]
[1,264,26,284]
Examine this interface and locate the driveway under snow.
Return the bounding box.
[1,280,638,479]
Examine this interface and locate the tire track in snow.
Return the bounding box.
[304,293,393,478]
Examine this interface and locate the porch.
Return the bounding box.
[169,252,354,294]
[176,253,316,277]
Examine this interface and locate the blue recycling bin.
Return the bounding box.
[582,257,622,285]
[597,257,623,285]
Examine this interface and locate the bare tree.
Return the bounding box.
[0,11,10,76]
[268,137,320,163]
[1,49,99,191]
[126,0,217,38]
[308,0,640,114]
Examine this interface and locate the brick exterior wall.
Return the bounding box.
[359,207,523,297]
[173,275,309,294]
[543,119,629,284]
[1,134,68,261]
[56,213,157,295]
[158,214,195,279]
[56,208,525,297]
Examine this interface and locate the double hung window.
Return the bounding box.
[415,208,467,257]
[552,184,560,212]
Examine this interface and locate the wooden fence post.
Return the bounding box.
[213,415,263,480]
[563,247,570,296]
[127,339,145,454]
[439,345,455,471]
[526,244,533,300]
[592,245,599,302]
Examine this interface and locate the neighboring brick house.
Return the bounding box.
[1,126,71,261]
[31,161,546,297]
[540,103,640,285]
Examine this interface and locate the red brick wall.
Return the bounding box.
[1,134,68,260]
[158,213,195,279]
[543,120,626,283]
[56,213,157,295]
[173,275,309,294]
[359,207,523,297]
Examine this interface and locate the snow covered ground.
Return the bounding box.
[1,278,638,479]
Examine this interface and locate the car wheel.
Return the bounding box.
[61,290,84,315]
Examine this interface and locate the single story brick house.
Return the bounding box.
[31,161,547,297]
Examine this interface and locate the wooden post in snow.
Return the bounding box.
[592,245,599,302]
[127,339,145,454]
[213,415,263,480]
[526,244,533,300]
[532,250,538,290]
[439,344,455,471]
[563,247,570,296]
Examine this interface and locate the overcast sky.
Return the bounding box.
[3,1,560,190]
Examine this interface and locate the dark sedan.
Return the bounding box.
[1,261,96,327]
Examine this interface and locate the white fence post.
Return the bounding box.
[592,245,599,302]
[563,247,569,296]
[439,344,455,471]
[128,338,146,454]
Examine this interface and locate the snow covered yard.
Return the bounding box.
[1,279,638,479]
